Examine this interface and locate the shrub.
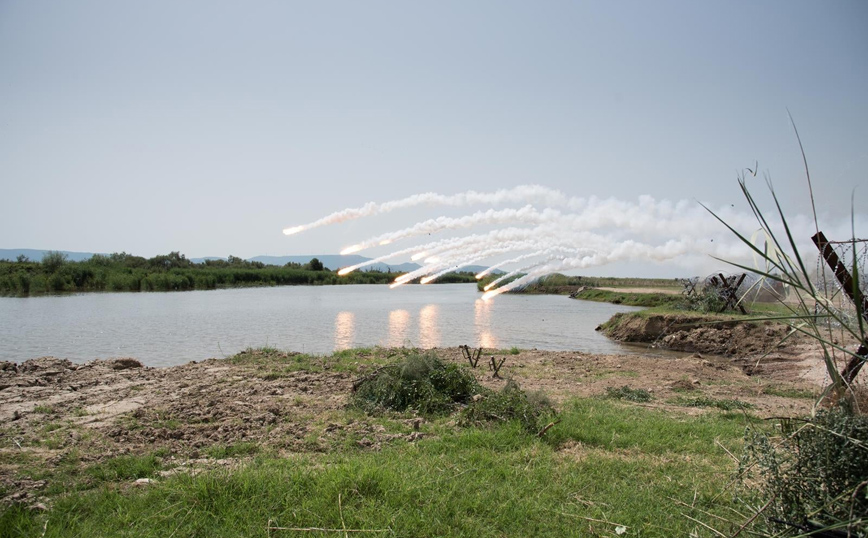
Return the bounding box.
[461,379,556,434]
[350,352,480,416]
[677,288,728,313]
[41,250,67,273]
[740,408,868,535]
[605,385,653,403]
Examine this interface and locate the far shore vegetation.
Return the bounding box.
[0,251,478,296]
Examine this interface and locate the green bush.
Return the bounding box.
[41,250,67,273]
[350,352,480,416]
[461,379,556,434]
[740,408,868,535]
[677,288,727,313]
[605,385,653,403]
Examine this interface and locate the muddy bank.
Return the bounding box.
[600,313,797,355]
[598,312,856,382]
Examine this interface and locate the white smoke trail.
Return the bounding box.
[481,239,691,300]
[480,249,600,291]
[283,183,867,300]
[339,205,558,254]
[284,185,574,235]
[420,242,581,284]
[475,246,587,279]
[337,196,763,256]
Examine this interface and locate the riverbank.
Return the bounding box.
[1,342,824,514]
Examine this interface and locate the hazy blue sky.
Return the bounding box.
[1,1,866,276]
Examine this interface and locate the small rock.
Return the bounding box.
[30,502,48,512]
[134,478,152,486]
[472,394,484,402]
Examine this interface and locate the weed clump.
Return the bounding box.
[461,379,556,434]
[672,396,753,411]
[677,288,727,313]
[740,408,868,535]
[349,352,480,416]
[605,385,654,403]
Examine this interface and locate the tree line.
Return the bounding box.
[0,251,415,295]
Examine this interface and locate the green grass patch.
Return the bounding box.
[670,396,755,411]
[605,385,654,402]
[85,453,163,483]
[573,288,683,308]
[1,398,760,537]
[33,405,54,414]
[231,346,393,377]
[460,379,556,434]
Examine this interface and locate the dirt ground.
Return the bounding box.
[0,328,852,508]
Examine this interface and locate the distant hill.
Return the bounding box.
[1,249,501,275]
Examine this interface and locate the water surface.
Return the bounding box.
[0,284,645,367]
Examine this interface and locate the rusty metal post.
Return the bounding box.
[812,231,868,384]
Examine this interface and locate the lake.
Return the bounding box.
[0,284,646,367]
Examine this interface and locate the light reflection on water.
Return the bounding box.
[474,298,498,349]
[0,284,648,367]
[334,311,355,350]
[387,309,410,348]
[418,304,440,349]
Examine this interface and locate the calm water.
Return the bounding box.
[0,284,645,367]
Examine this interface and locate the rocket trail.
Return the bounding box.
[282,184,864,300]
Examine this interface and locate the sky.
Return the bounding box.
[1,1,866,278]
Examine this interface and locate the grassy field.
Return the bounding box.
[2,395,760,537]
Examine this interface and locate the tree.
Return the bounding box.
[16,254,29,263]
[41,251,68,273]
[148,252,191,270]
[308,258,324,271]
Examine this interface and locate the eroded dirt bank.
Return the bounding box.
[0,339,830,508]
[599,312,843,380]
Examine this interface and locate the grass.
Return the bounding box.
[604,385,654,402]
[572,288,684,308]
[669,395,755,411]
[0,399,759,538]
[229,346,394,377]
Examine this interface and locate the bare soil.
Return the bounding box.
[0,325,846,508]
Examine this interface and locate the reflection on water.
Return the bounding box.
[387,309,410,347]
[334,311,355,350]
[474,299,498,349]
[419,304,440,348]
